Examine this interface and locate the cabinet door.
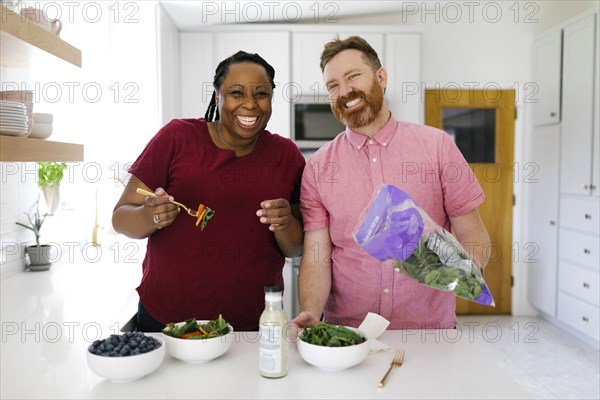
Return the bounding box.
[385,33,421,124]
[527,125,560,316]
[214,32,291,138]
[593,14,600,198]
[560,14,596,196]
[292,32,337,98]
[291,32,384,98]
[531,30,562,125]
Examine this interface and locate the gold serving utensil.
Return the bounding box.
[136,188,198,217]
[378,348,405,388]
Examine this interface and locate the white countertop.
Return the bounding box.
[1,255,531,399]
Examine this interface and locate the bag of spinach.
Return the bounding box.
[354,184,495,306]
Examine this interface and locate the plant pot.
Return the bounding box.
[41,185,60,214]
[24,245,54,271]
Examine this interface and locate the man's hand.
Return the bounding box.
[287,311,320,342]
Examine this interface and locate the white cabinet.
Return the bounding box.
[527,11,600,346]
[291,32,337,99]
[557,195,600,343]
[385,33,422,124]
[531,30,562,126]
[560,14,598,196]
[556,13,600,345]
[593,20,600,199]
[291,32,384,98]
[527,125,560,316]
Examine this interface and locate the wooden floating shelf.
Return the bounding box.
[0,5,82,68]
[0,5,84,161]
[0,135,84,162]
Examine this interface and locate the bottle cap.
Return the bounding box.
[264,285,283,302]
[264,285,282,293]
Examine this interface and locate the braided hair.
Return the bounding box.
[204,51,276,122]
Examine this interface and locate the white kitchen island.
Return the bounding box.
[1,255,531,399]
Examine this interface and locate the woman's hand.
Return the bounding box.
[143,187,179,230]
[256,198,293,232]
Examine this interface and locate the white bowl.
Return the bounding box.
[162,321,234,363]
[87,335,165,382]
[297,326,369,371]
[29,122,53,139]
[33,113,53,124]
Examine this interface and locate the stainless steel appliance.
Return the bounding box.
[292,97,345,149]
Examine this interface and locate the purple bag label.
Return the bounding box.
[356,185,424,261]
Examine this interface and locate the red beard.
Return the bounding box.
[331,78,384,129]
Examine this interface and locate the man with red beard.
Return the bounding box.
[290,36,490,331]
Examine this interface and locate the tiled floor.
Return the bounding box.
[457,315,600,400]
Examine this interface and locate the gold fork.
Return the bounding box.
[136,188,198,217]
[378,349,405,388]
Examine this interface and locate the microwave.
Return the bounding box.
[292,101,346,149]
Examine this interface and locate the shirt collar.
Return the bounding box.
[344,113,399,151]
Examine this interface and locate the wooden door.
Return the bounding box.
[425,89,515,314]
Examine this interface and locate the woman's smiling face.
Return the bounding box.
[216,62,273,142]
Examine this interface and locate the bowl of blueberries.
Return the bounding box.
[87,332,165,382]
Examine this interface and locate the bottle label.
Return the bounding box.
[259,324,285,374]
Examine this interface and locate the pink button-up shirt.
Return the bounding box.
[300,115,485,329]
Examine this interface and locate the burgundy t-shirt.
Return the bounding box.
[129,118,305,330]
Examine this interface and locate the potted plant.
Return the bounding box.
[15,207,54,270]
[38,162,67,214]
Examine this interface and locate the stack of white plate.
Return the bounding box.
[0,101,30,137]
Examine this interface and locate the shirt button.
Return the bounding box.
[383,142,387,147]
[384,288,389,294]
[372,157,377,163]
[369,140,374,145]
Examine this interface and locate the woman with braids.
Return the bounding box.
[112,51,305,331]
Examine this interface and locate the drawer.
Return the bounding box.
[560,196,600,235]
[559,261,600,306]
[558,292,600,341]
[559,229,600,271]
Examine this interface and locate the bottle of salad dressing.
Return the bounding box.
[259,285,288,378]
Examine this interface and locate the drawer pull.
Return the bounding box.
[550,112,557,117]
[584,214,592,220]
[583,282,590,289]
[550,220,556,225]
[584,249,591,254]
[584,185,589,190]
[582,316,589,323]
[591,185,597,190]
